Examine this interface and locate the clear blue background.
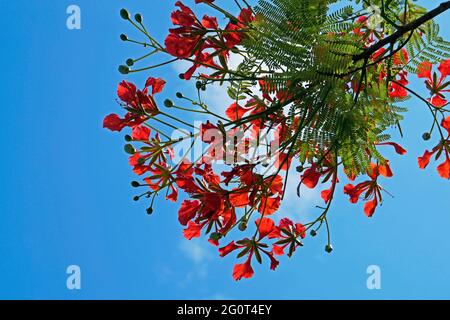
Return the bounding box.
[1,0,449,299]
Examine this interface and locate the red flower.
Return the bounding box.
[103,111,146,132]
[344,163,391,217]
[229,192,250,207]
[417,116,450,179]
[165,1,221,64]
[103,113,127,132]
[223,8,255,48]
[376,142,407,155]
[417,60,450,108]
[225,102,249,121]
[183,221,204,240]
[117,81,137,104]
[131,125,150,140]
[233,255,254,281]
[182,51,220,80]
[219,218,279,281]
[418,149,435,169]
[165,33,199,59]
[437,158,450,179]
[145,77,166,95]
[257,196,280,215]
[116,79,164,115]
[219,241,240,257]
[271,218,306,257]
[178,200,200,225]
[302,164,322,189]
[389,72,409,98]
[321,188,333,203]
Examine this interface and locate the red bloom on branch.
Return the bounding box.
[389,71,409,98]
[344,163,393,217]
[417,60,450,108]
[271,218,306,257]
[223,8,255,48]
[103,78,165,132]
[418,116,450,179]
[220,218,279,281]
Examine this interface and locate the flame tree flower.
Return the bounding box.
[104,0,450,280]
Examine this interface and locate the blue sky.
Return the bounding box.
[1,0,450,299]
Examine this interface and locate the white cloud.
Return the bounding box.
[279,175,321,222]
[179,239,212,264]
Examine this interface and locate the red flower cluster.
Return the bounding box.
[164,2,254,80]
[418,116,450,179]
[106,2,450,282]
[417,60,450,108]
[103,78,165,132]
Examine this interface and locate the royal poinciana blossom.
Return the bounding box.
[104,0,450,280]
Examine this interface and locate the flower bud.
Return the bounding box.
[120,9,130,20]
[131,181,140,187]
[310,230,317,237]
[196,81,202,90]
[126,59,134,66]
[238,222,247,231]
[164,99,174,108]
[118,65,130,74]
[133,196,140,201]
[134,14,143,23]
[179,73,185,79]
[176,92,183,98]
[146,207,153,215]
[124,134,132,142]
[325,244,333,253]
[296,165,304,173]
[422,132,431,141]
[120,34,128,41]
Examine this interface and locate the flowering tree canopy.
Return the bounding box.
[104,0,450,280]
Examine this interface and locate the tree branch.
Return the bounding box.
[353,1,450,62]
